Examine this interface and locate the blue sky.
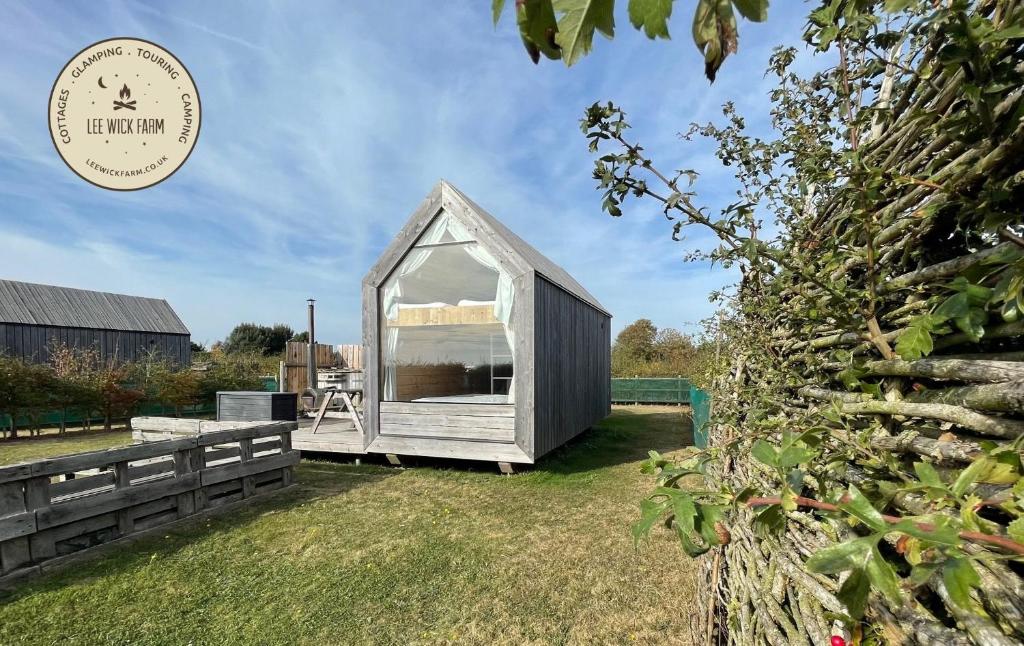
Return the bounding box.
[0,1,814,347]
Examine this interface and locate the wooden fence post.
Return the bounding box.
[173,449,195,517]
[113,461,133,537]
[0,481,31,573]
[25,477,55,561]
[239,439,255,498]
[191,446,208,511]
[280,432,294,487]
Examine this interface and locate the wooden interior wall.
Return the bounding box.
[394,364,467,401]
[532,276,611,459]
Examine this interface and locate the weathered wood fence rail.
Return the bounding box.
[0,421,297,585]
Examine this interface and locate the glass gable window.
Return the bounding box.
[381,211,515,404]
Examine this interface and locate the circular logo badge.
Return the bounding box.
[48,37,201,191]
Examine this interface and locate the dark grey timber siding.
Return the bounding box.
[533,275,611,459]
[0,323,191,366]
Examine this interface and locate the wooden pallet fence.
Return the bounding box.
[0,420,297,585]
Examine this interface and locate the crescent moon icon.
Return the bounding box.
[98,76,107,89]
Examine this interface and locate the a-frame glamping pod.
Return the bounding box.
[362,180,611,466]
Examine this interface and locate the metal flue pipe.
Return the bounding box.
[307,298,317,390]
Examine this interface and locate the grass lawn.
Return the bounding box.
[0,406,698,645]
[0,430,133,465]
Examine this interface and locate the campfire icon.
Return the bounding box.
[113,83,136,111]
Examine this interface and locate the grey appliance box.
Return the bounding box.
[216,391,298,422]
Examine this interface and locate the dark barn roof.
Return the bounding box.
[0,280,190,335]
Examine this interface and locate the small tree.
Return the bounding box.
[49,343,99,434]
[21,363,56,437]
[612,319,658,369]
[198,351,265,402]
[0,357,33,439]
[146,360,201,416]
[85,360,144,432]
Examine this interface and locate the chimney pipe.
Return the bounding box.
[307,298,317,390]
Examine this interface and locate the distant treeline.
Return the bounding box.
[611,318,711,380]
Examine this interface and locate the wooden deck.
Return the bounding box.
[291,418,365,455]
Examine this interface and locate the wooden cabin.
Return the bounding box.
[357,180,612,466]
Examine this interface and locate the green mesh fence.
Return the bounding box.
[689,385,710,449]
[611,378,691,404]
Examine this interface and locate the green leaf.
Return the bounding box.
[837,567,870,619]
[895,325,933,360]
[750,439,778,467]
[628,0,672,39]
[492,0,506,25]
[942,558,980,609]
[882,0,915,11]
[695,504,729,551]
[781,485,798,512]
[554,0,615,66]
[1008,517,1024,544]
[518,0,562,63]
[731,0,767,22]
[913,461,944,488]
[890,517,961,547]
[675,523,711,556]
[839,485,887,532]
[633,498,670,542]
[935,292,970,320]
[670,491,698,533]
[837,365,865,390]
[952,457,991,497]
[691,0,717,50]
[753,504,785,537]
[866,545,903,605]
[909,562,939,586]
[953,308,988,343]
[786,468,805,491]
[777,445,814,468]
[805,536,874,574]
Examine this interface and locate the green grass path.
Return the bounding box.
[0,406,696,645]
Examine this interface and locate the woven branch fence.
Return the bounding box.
[680,3,1024,645]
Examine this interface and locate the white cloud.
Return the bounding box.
[0,1,812,345]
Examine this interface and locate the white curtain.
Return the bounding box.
[381,210,517,403]
[381,213,451,400]
[445,216,516,403]
[382,213,452,320]
[383,326,400,400]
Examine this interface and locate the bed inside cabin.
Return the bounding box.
[380,212,517,422]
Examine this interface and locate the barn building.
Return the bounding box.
[0,280,191,366]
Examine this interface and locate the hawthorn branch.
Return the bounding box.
[745,495,1024,555]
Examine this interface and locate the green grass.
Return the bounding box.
[0,406,697,645]
[0,430,133,465]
